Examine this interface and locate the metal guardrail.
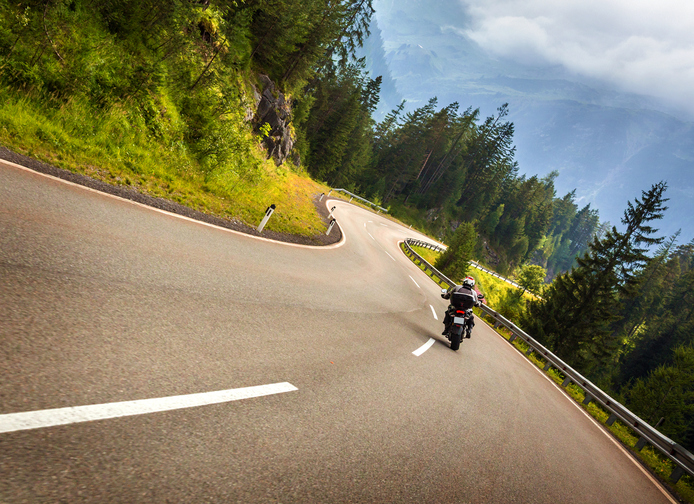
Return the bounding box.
[402,238,694,484]
[328,188,388,213]
[402,239,453,289]
[407,238,447,253]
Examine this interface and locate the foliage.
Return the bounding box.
[300,59,379,186]
[434,221,476,281]
[625,344,694,446]
[522,182,668,377]
[618,240,694,385]
[0,0,348,236]
[516,264,546,296]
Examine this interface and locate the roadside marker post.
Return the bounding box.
[328,206,336,217]
[326,219,336,235]
[319,192,325,201]
[257,204,276,233]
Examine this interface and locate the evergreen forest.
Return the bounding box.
[1,0,693,453]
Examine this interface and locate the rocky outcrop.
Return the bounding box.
[252,74,295,166]
[482,240,501,266]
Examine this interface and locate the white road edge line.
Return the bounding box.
[413,338,436,357]
[0,382,298,434]
[385,251,396,261]
[430,305,438,320]
[409,275,420,289]
[1,160,345,250]
[368,232,375,240]
[487,327,678,504]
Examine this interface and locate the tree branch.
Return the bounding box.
[43,1,64,63]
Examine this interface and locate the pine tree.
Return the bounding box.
[480,204,504,236]
[618,246,694,385]
[625,344,694,448]
[522,182,668,375]
[434,222,477,282]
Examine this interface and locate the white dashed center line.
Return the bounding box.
[413,338,436,356]
[409,275,420,289]
[430,305,438,320]
[0,383,298,434]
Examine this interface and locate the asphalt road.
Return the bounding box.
[0,160,676,503]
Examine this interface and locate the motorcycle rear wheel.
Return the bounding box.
[450,330,461,351]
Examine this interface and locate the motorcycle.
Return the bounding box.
[442,304,472,351]
[441,289,484,351]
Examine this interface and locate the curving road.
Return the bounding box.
[0,160,676,503]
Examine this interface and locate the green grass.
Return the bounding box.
[410,245,440,266]
[0,86,330,237]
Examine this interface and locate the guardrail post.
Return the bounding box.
[561,377,572,387]
[508,334,517,343]
[634,437,648,451]
[582,393,592,405]
[606,414,618,426]
[326,219,336,235]
[525,347,534,356]
[670,466,685,484]
[543,362,552,371]
[257,204,276,233]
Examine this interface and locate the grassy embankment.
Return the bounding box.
[0,86,329,237]
[405,244,694,502]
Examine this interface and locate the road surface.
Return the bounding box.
[0,160,675,503]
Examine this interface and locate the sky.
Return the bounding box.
[457,0,694,117]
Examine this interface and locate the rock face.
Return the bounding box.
[253,74,295,166]
[482,240,501,266]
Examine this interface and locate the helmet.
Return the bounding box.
[462,276,475,289]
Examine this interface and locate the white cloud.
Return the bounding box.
[460,0,694,112]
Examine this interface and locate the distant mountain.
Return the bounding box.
[365,0,694,240]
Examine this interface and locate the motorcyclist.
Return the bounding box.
[441,276,480,338]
